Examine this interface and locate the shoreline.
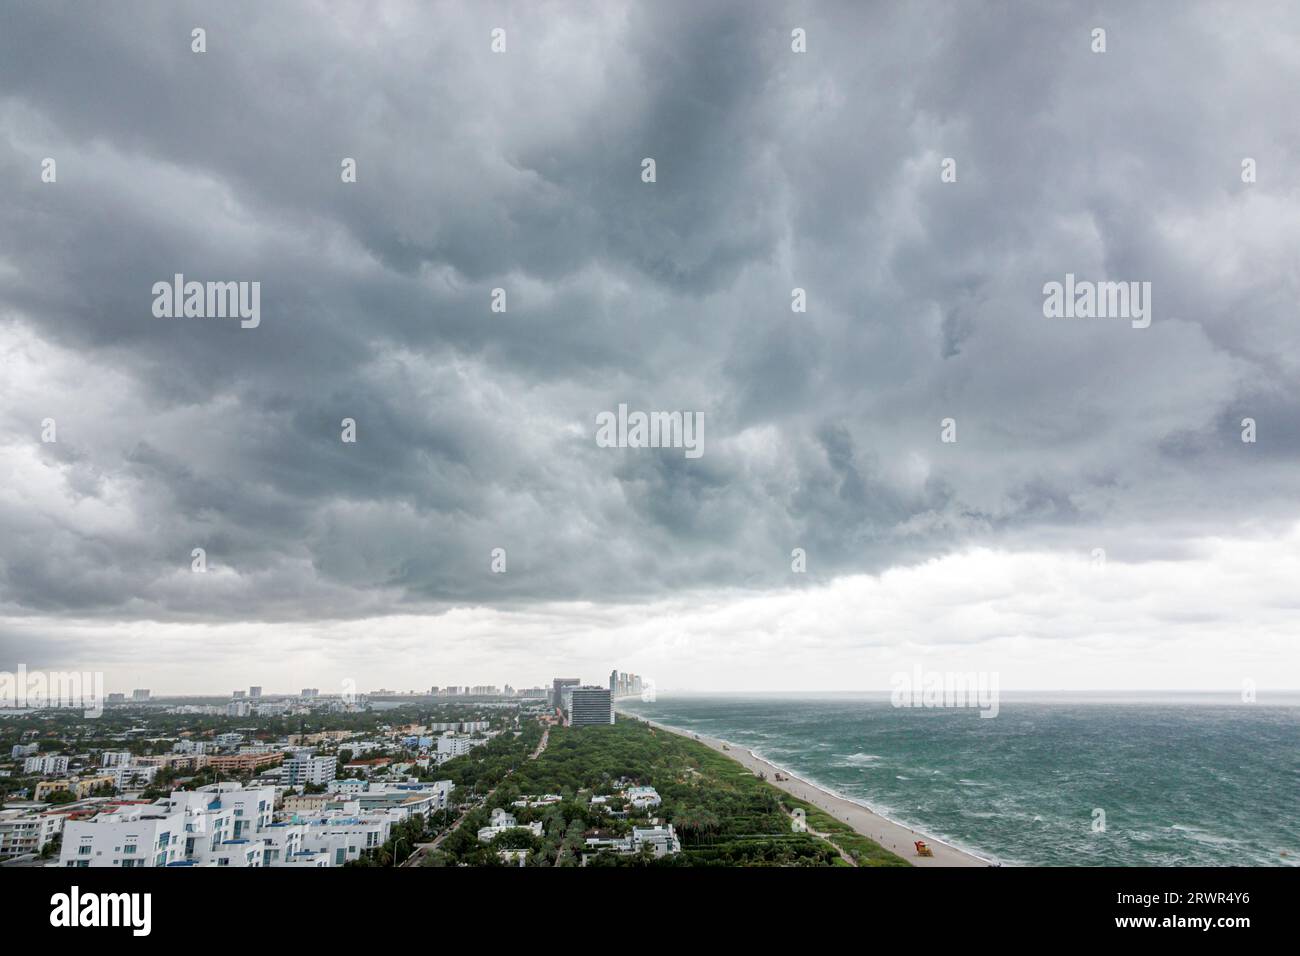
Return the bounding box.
[619,708,994,868]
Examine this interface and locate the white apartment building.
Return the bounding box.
[0,809,63,858]
[24,755,70,775]
[296,812,392,866]
[100,751,134,768]
[435,733,475,758]
[350,781,452,819]
[327,777,368,795]
[56,783,278,869]
[151,785,271,868]
[427,721,489,733]
[196,839,264,868]
[434,733,489,764]
[109,764,160,789]
[283,754,336,788]
[58,804,186,868]
[11,743,39,759]
[172,739,214,754]
[193,782,275,840]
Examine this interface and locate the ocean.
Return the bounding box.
[616,692,1300,867]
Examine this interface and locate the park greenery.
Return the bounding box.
[425,718,908,867]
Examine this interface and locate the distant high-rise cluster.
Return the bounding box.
[608,670,643,699]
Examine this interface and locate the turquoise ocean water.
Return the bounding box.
[616,692,1300,866]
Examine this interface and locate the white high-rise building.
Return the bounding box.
[568,687,614,727]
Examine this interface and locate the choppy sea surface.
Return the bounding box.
[616,692,1300,866]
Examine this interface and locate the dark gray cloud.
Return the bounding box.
[1,0,1298,635]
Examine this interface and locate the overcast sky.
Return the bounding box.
[1,1,1298,694]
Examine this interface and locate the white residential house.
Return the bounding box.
[581,824,681,861]
[623,786,662,810]
[632,824,681,857]
[512,793,563,808]
[583,829,633,854]
[477,807,543,843]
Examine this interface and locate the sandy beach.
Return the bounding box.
[624,711,992,867]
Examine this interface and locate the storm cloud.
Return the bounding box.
[1,1,1298,687]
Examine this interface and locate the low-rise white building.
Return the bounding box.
[477,807,544,843]
[296,812,392,866]
[512,793,563,808]
[632,824,681,857]
[581,824,681,862]
[327,777,368,795]
[0,809,63,859]
[623,786,662,810]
